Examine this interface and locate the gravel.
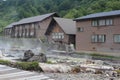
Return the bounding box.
[42,72,120,80]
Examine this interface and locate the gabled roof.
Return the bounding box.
[4,22,17,29]
[14,12,58,25]
[74,10,120,21]
[46,17,76,35]
[54,17,76,34]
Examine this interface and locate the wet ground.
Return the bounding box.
[0,65,53,80]
[0,37,120,80]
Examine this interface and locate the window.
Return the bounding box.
[92,20,98,26]
[52,32,64,39]
[114,35,120,43]
[92,35,98,42]
[30,32,34,36]
[32,23,34,28]
[92,19,113,26]
[15,33,17,37]
[92,34,106,43]
[52,33,55,39]
[26,32,29,36]
[106,19,113,25]
[99,19,106,26]
[77,27,84,32]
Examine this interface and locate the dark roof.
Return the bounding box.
[46,17,76,35]
[74,10,120,21]
[4,22,17,29]
[54,17,76,34]
[14,12,58,25]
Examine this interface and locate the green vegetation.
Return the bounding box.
[15,61,40,71]
[116,70,120,74]
[0,59,11,65]
[0,0,120,32]
[90,53,120,59]
[0,59,42,71]
[76,52,120,60]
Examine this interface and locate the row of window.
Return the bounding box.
[92,34,120,43]
[92,19,113,26]
[52,33,64,39]
[4,29,11,35]
[14,31,35,37]
[77,19,113,32]
[92,35,106,43]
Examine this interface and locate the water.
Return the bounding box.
[0,36,44,59]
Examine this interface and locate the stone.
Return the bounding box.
[94,70,103,74]
[105,71,118,77]
[39,63,72,73]
[23,50,34,61]
[86,68,96,73]
[28,53,47,62]
[94,60,104,65]
[71,66,81,73]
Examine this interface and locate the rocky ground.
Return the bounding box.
[38,50,120,80]
[0,49,120,80]
[44,72,120,80]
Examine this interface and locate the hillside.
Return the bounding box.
[0,0,120,32]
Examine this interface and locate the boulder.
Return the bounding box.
[28,53,47,62]
[23,50,34,61]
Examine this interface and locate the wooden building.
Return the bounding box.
[45,17,76,45]
[4,12,59,39]
[4,22,17,37]
[74,10,120,54]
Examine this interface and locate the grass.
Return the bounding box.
[15,61,41,71]
[0,59,43,71]
[90,53,119,58]
[46,60,53,64]
[0,59,11,65]
[116,70,120,74]
[76,52,120,60]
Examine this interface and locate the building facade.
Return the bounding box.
[74,10,120,53]
[45,17,76,45]
[4,12,58,39]
[4,22,17,37]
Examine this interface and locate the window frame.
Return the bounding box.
[77,27,84,32]
[52,32,64,39]
[92,20,98,27]
[99,19,106,26]
[91,34,106,43]
[91,18,113,27]
[113,34,120,43]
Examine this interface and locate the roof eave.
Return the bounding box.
[74,14,120,21]
[14,12,59,26]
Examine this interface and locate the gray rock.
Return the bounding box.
[28,53,47,62]
[105,71,118,77]
[23,50,34,61]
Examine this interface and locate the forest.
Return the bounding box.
[0,0,120,32]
